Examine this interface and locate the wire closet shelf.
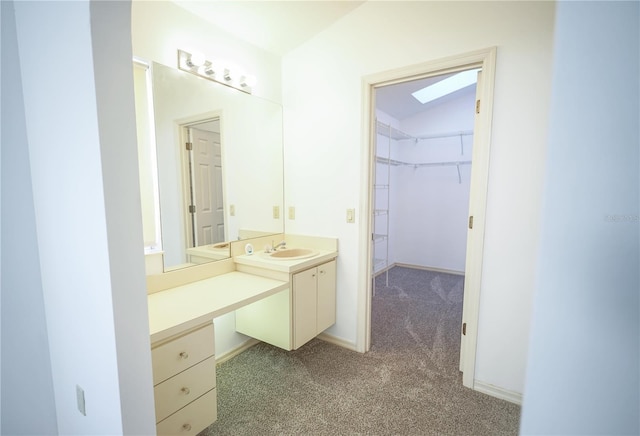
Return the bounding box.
[375,120,473,184]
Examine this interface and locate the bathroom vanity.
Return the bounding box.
[146,235,338,435]
[234,252,337,350]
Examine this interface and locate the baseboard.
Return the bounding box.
[215,338,260,365]
[474,380,522,405]
[317,332,358,352]
[216,334,357,365]
[394,262,465,276]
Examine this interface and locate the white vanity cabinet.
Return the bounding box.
[236,259,337,351]
[147,270,289,435]
[151,323,217,435]
[293,260,337,349]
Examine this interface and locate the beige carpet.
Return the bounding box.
[202,267,520,435]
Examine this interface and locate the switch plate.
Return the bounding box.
[273,206,280,219]
[346,208,355,223]
[76,385,86,416]
[288,206,295,220]
[230,204,235,216]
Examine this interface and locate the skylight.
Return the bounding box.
[411,69,479,104]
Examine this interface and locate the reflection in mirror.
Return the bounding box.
[149,62,284,271]
[182,119,228,264]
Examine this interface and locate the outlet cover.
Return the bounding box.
[288,206,295,220]
[76,385,86,416]
[230,204,235,216]
[273,206,280,219]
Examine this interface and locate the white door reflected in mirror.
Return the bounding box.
[185,122,225,249]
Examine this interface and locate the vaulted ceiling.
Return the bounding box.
[172,1,366,56]
[171,1,476,120]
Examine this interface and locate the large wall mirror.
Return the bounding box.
[137,61,284,271]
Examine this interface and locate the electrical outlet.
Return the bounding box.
[230,204,235,216]
[288,206,295,220]
[76,385,86,416]
[273,206,280,219]
[346,208,355,223]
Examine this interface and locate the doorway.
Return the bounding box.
[358,48,497,389]
[180,118,226,252]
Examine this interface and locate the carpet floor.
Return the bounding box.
[201,266,521,435]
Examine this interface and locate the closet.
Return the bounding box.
[372,71,478,288]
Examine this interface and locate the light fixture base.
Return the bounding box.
[177,49,253,94]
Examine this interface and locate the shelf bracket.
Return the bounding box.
[457,163,462,184]
[460,134,464,156]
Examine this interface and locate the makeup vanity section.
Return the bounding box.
[146,235,338,435]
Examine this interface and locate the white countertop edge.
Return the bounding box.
[148,272,288,343]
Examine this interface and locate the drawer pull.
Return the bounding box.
[181,387,190,395]
[182,423,192,431]
[179,351,189,359]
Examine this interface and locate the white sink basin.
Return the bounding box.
[267,248,318,260]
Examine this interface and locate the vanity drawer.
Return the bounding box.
[154,356,216,422]
[152,323,214,385]
[156,388,217,436]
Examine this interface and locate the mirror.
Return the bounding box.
[149,62,284,271]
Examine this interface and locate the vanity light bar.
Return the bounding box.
[177,49,256,94]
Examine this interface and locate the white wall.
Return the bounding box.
[89,2,157,433]
[8,1,155,433]
[392,88,475,272]
[521,1,639,434]
[1,2,58,433]
[283,1,555,394]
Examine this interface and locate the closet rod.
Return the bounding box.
[376,156,472,167]
[414,130,473,141]
[407,160,472,168]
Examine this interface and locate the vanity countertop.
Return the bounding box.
[148,271,288,343]
[234,249,338,273]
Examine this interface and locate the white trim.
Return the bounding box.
[474,380,523,405]
[215,338,260,365]
[317,332,358,352]
[459,48,497,388]
[357,47,498,388]
[393,263,465,276]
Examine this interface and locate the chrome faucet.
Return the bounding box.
[269,240,286,252]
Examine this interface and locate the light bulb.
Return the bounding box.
[187,52,206,68]
[241,74,257,87]
[224,68,240,82]
[203,64,215,76]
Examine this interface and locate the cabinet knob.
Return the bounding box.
[181,387,190,395]
[320,270,325,274]
[179,351,189,359]
[182,423,192,431]
[312,273,316,278]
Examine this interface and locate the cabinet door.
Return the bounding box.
[293,267,318,349]
[317,260,337,333]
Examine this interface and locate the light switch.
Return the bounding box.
[230,204,235,216]
[288,206,295,220]
[273,206,280,219]
[346,208,355,223]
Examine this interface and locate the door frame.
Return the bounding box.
[175,111,227,251]
[356,47,497,389]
